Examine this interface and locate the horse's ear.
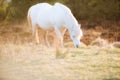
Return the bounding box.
[78,24,81,28]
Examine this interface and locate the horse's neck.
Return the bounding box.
[65,15,78,31]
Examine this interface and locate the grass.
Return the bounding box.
[0,23,120,80]
[0,43,120,80]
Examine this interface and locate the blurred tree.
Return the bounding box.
[0,0,9,21]
[6,0,63,21]
[65,0,120,21]
[0,0,119,22]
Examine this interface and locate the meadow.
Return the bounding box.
[0,23,120,80]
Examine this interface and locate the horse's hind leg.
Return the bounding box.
[27,15,30,28]
[27,14,39,44]
[35,26,40,44]
[27,15,36,44]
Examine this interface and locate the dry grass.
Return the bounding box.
[0,23,120,80]
[0,43,120,80]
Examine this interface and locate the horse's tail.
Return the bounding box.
[27,8,35,36]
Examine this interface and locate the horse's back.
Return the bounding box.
[28,3,52,14]
[54,3,71,13]
[28,3,52,24]
[28,2,73,29]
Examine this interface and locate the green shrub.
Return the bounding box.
[0,0,120,22]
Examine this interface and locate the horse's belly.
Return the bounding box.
[37,21,53,30]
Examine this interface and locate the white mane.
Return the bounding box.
[54,3,78,29]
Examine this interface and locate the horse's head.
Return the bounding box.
[69,24,83,48]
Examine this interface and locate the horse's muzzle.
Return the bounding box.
[76,45,79,48]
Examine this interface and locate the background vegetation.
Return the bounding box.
[0,0,120,22]
[0,0,120,43]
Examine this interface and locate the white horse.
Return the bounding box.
[27,2,83,48]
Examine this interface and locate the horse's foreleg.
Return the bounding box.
[54,28,64,48]
[45,31,50,47]
[62,28,67,36]
[61,28,67,47]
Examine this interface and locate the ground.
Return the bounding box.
[0,43,120,80]
[0,22,120,80]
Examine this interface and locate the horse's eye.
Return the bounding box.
[73,35,75,38]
